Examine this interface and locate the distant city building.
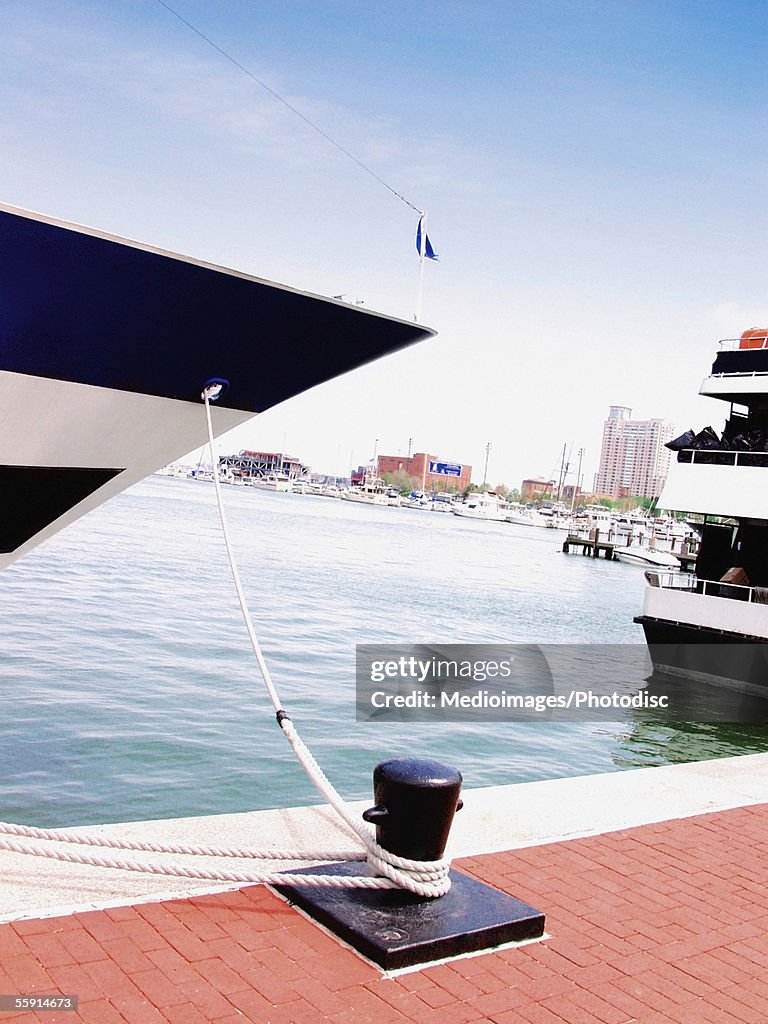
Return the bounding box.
[520,478,556,502]
[593,406,673,499]
[376,452,471,491]
[219,450,309,481]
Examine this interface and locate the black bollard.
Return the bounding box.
[362,757,463,862]
[276,758,544,969]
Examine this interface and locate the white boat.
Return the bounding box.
[319,484,344,498]
[0,203,434,571]
[430,493,459,513]
[342,471,390,505]
[647,516,688,540]
[505,503,548,528]
[572,505,616,535]
[536,506,572,530]
[586,507,619,531]
[614,513,652,537]
[403,491,457,512]
[452,491,510,521]
[403,490,431,509]
[342,488,389,505]
[634,327,768,691]
[251,473,292,492]
[614,546,681,569]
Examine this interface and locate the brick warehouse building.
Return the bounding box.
[520,477,556,501]
[377,452,472,491]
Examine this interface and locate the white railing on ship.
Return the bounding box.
[645,571,768,604]
[710,370,768,378]
[719,337,768,351]
[677,448,768,467]
[644,571,696,589]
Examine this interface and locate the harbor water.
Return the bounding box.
[1,475,766,828]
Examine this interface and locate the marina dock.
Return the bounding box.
[563,530,698,571]
[562,532,618,559]
[2,754,768,1022]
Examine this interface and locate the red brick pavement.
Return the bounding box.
[2,804,768,1023]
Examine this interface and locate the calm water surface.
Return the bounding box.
[1,476,766,827]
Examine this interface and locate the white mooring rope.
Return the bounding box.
[0,821,364,862]
[0,835,391,889]
[0,385,452,899]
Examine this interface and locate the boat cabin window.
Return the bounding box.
[695,522,737,584]
[696,520,768,588]
[734,522,768,588]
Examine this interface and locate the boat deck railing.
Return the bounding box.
[709,369,768,379]
[676,448,768,468]
[719,337,768,351]
[645,571,768,605]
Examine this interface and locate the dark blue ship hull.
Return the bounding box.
[0,203,434,567]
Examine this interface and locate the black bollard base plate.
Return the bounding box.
[274,862,545,970]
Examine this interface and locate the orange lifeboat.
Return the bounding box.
[739,327,768,349]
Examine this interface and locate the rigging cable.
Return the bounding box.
[156,0,423,214]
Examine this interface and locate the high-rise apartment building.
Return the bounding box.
[593,406,673,499]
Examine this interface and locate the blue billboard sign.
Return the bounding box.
[429,460,462,477]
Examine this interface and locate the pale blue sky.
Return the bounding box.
[2,1,766,488]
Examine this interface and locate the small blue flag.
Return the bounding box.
[416,215,438,260]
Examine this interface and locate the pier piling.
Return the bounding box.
[562,530,616,560]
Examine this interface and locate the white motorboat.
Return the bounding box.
[536,506,572,530]
[614,513,652,537]
[452,491,510,522]
[614,546,681,569]
[342,472,390,505]
[251,473,292,492]
[430,493,459,513]
[505,503,548,528]
[403,490,431,509]
[403,491,457,512]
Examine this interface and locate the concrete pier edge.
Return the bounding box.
[2,751,768,923]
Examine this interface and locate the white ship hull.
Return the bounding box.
[635,329,768,691]
[0,370,250,572]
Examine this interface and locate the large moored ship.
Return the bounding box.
[0,203,434,571]
[634,328,768,691]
